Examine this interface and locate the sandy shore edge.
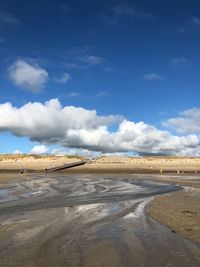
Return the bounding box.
[147,188,200,244]
[0,157,200,244]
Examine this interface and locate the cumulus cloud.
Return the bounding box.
[164,108,200,134]
[142,73,164,80]
[0,99,199,156]
[30,145,49,155]
[54,73,71,84]
[8,60,48,92]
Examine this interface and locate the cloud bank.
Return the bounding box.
[0,99,199,156]
[9,60,48,92]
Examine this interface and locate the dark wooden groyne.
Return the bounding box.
[45,160,87,172]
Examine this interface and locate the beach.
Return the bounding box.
[0,156,200,266]
[0,154,200,173]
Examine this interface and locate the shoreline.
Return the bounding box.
[0,169,200,245]
[0,167,199,175]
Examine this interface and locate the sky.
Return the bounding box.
[0,0,200,156]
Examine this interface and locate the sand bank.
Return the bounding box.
[0,155,200,174]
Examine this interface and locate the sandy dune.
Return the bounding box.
[0,155,83,171]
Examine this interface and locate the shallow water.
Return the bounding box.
[0,174,199,266]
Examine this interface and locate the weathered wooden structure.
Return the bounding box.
[45,160,87,172]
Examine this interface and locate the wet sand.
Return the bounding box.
[0,173,200,266]
[148,188,200,243]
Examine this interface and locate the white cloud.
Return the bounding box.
[164,108,200,134]
[54,73,71,84]
[142,73,164,80]
[8,60,48,92]
[169,56,186,68]
[0,99,199,156]
[30,145,49,155]
[51,147,100,158]
[50,148,68,155]
[0,12,19,25]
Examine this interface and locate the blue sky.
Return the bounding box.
[0,0,200,156]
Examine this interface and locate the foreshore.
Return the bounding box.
[1,172,199,266]
[0,155,200,245]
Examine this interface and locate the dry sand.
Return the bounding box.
[0,154,84,171]
[0,154,200,173]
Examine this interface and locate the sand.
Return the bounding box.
[0,154,84,172]
[0,173,200,266]
[0,154,200,173]
[0,154,200,262]
[148,188,200,243]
